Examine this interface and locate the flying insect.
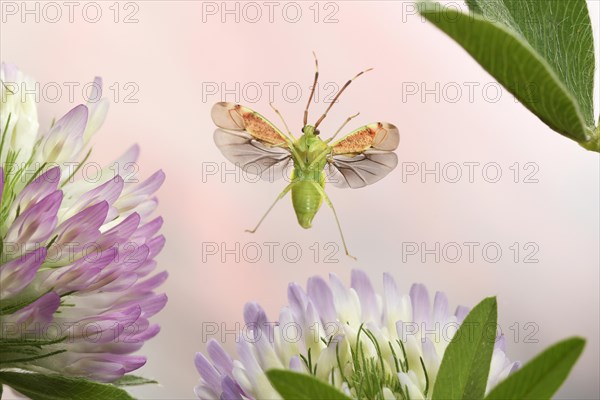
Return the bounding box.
[211,54,400,259]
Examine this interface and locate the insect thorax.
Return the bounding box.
[294,131,330,172]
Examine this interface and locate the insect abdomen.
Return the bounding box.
[291,180,323,229]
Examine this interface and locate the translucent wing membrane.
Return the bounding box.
[327,151,398,189]
[213,129,293,181]
[212,102,294,181]
[332,122,400,154]
[211,102,288,146]
[328,122,400,189]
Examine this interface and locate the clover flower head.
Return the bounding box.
[0,63,167,382]
[194,270,518,399]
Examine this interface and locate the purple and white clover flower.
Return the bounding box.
[195,270,519,400]
[0,63,167,382]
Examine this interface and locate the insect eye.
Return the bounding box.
[301,127,305,133]
[315,129,320,135]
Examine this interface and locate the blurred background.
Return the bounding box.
[2,1,599,398]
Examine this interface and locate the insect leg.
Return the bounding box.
[245,182,295,233]
[326,112,360,143]
[308,181,357,260]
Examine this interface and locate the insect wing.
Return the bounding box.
[327,151,398,188]
[212,102,295,181]
[328,122,400,188]
[211,102,288,146]
[331,122,399,154]
[213,129,293,181]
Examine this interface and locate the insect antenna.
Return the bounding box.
[303,51,319,127]
[314,67,373,129]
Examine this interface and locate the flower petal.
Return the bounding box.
[207,339,234,377]
[307,275,336,323]
[83,77,109,143]
[9,167,60,220]
[195,352,222,393]
[11,291,60,326]
[42,104,88,163]
[410,283,431,326]
[0,248,46,299]
[5,190,62,244]
[351,269,379,323]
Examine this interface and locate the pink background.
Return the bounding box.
[2,1,599,398]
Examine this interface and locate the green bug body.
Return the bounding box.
[290,125,329,228]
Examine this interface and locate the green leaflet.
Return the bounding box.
[266,369,353,400]
[432,297,497,400]
[419,0,598,150]
[112,375,159,387]
[485,337,585,399]
[0,372,134,400]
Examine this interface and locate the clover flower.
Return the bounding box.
[0,63,167,382]
[194,270,518,399]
